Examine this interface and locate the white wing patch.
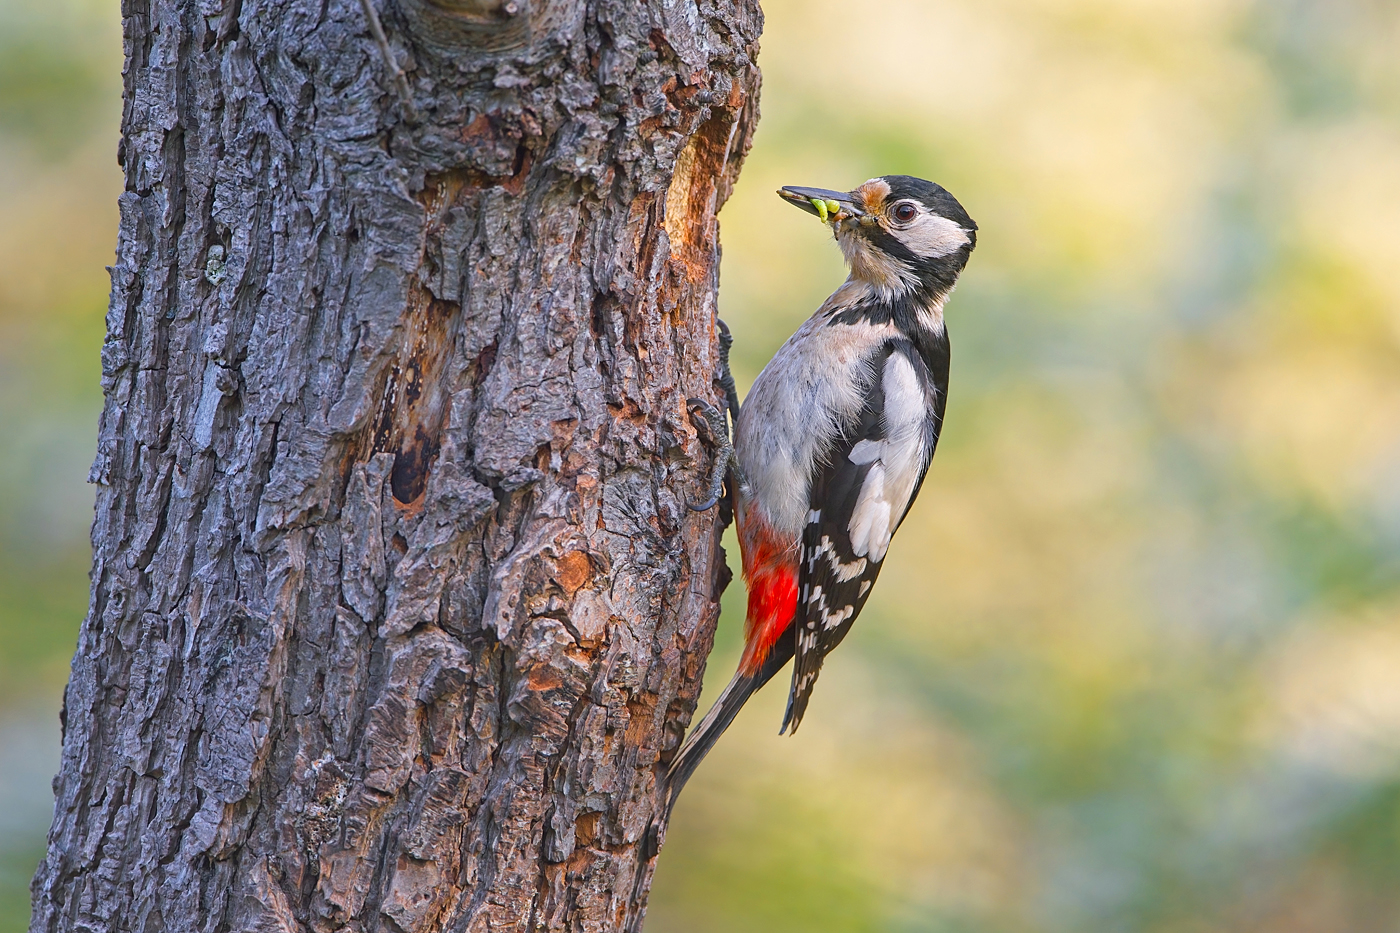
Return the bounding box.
[847,468,891,562]
[847,440,881,465]
[845,352,929,564]
[799,576,858,633]
[821,605,855,630]
[808,534,867,582]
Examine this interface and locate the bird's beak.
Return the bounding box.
[777,186,865,224]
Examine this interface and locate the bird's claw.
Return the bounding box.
[687,397,728,444]
[687,398,733,512]
[688,318,745,513]
[716,319,740,425]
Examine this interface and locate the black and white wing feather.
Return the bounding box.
[782,335,949,733]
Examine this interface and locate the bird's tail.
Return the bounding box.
[645,636,794,858]
[663,671,759,814]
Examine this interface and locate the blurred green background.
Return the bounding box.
[0,0,116,928]
[2,0,1399,930]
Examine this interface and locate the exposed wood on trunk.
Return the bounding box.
[30,0,761,929]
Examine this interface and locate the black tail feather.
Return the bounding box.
[779,646,819,735]
[646,635,794,858]
[663,672,758,812]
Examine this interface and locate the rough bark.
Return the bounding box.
[30,1,760,930]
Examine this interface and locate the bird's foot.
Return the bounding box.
[687,398,735,512]
[688,319,746,512]
[716,318,741,426]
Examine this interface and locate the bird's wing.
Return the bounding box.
[782,335,948,734]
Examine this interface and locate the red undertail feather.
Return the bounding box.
[736,505,799,676]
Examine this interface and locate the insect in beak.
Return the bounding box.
[777,186,866,224]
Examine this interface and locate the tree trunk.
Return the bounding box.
[30,1,759,930]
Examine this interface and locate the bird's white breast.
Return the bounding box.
[735,295,896,540]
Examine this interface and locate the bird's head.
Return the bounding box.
[778,175,976,300]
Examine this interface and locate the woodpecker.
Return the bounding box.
[666,174,977,820]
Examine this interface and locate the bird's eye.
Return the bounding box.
[892,202,918,224]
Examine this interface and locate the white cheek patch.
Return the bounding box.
[845,353,930,564]
[899,213,970,260]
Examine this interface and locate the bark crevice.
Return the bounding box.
[33,0,762,929]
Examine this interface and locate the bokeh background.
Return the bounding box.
[3,0,1400,930]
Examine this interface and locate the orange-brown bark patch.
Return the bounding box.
[553,550,591,596]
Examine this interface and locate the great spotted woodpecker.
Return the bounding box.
[666,174,977,818]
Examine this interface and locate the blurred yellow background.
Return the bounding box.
[3,0,1399,930]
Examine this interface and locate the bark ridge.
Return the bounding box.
[31,0,761,929]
